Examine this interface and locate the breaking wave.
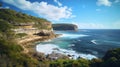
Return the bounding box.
[36,44,97,60]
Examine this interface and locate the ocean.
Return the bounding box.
[36,29,120,60]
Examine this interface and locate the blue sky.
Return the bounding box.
[1,0,120,29]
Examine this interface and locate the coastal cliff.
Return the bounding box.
[0,8,56,44]
[0,9,52,31]
[52,24,78,31]
[0,8,62,66]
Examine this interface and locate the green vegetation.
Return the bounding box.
[101,48,120,67]
[0,8,51,30]
[0,39,39,67]
[50,59,89,67]
[0,19,14,40]
[0,19,38,67]
[0,9,48,23]
[49,48,120,67]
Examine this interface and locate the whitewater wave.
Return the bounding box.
[91,40,98,45]
[60,34,89,38]
[36,44,59,54]
[36,44,97,60]
[91,40,120,45]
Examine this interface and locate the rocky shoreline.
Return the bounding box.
[17,33,68,61]
[18,33,59,52]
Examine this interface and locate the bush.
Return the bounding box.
[103,48,120,61]
[101,48,120,67]
[90,58,102,67]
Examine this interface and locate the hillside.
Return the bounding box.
[0,8,56,66]
[0,9,52,30]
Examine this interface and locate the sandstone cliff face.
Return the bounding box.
[14,21,53,35]
[52,24,78,31]
[0,9,53,35]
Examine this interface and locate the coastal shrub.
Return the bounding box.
[0,19,12,32]
[77,58,89,67]
[0,19,15,40]
[0,9,50,29]
[103,48,120,61]
[50,62,62,67]
[0,39,23,54]
[49,59,90,67]
[0,39,38,67]
[90,58,103,67]
[72,61,80,67]
[0,37,38,67]
[101,48,120,67]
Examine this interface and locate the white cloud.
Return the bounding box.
[54,0,62,6]
[97,0,112,6]
[2,0,73,20]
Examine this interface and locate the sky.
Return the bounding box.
[1,0,120,29]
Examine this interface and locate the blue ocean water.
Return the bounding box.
[36,29,120,59]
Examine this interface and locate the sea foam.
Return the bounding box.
[91,40,98,45]
[60,34,89,38]
[36,44,97,60]
[36,44,59,54]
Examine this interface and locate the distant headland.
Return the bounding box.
[52,24,78,31]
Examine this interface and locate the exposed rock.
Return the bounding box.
[32,52,47,61]
[36,30,50,36]
[52,24,78,31]
[46,52,69,60]
[53,48,60,51]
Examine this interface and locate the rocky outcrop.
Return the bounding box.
[52,24,78,31]
[17,30,57,44]
[36,30,54,36]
